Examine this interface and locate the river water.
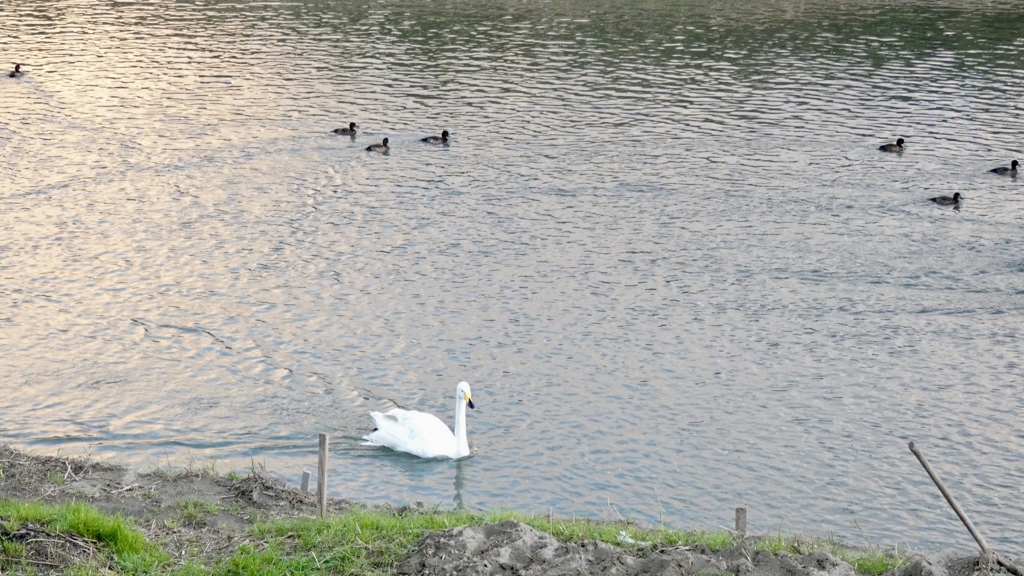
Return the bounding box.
[2,0,1024,554]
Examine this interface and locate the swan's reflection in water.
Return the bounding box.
[362,449,470,511]
[454,458,466,509]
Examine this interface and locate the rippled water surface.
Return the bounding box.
[3,0,1024,554]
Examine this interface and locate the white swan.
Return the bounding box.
[362,381,475,459]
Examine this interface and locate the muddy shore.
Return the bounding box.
[0,445,1015,576]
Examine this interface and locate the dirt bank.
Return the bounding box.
[0,445,1016,576]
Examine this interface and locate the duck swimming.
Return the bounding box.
[421,130,449,144]
[990,160,1019,175]
[879,138,905,152]
[333,122,358,135]
[929,192,962,206]
[9,64,22,78]
[366,138,389,153]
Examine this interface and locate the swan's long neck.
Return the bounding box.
[453,394,469,458]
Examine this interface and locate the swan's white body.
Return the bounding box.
[362,381,474,459]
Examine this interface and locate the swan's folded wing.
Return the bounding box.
[363,409,457,458]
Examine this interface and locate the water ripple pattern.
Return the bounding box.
[2,0,1024,554]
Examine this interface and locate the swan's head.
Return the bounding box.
[457,381,474,409]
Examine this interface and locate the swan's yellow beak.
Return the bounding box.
[465,393,475,410]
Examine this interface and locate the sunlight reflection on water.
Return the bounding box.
[2,0,1024,554]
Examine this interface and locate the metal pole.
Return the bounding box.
[908,442,990,552]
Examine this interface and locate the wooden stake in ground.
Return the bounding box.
[317,434,329,519]
[735,507,747,537]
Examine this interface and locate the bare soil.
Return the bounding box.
[0,445,1016,576]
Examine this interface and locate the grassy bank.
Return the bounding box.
[0,445,911,576]
[0,496,908,576]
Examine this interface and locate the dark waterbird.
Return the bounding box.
[9,63,22,78]
[333,122,358,135]
[366,138,389,153]
[879,138,905,152]
[421,130,450,144]
[929,193,962,206]
[990,160,1019,176]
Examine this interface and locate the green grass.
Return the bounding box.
[2,539,27,558]
[753,532,908,576]
[244,507,485,574]
[239,507,698,575]
[179,498,221,525]
[239,507,907,576]
[840,550,910,576]
[0,499,168,573]
[0,498,909,576]
[147,455,220,482]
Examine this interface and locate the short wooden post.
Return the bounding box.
[300,470,311,494]
[735,507,747,537]
[317,434,329,519]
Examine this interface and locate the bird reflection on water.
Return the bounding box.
[454,458,467,510]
